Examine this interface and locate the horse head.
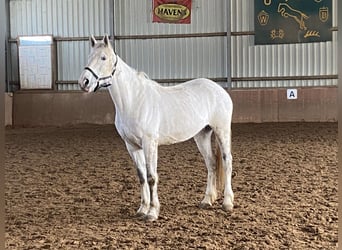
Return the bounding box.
[78,35,118,92]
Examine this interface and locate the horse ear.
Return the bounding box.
[90,35,97,47]
[103,34,110,47]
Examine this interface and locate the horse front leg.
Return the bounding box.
[125,142,150,217]
[142,138,160,222]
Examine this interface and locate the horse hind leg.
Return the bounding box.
[214,128,234,212]
[194,126,218,208]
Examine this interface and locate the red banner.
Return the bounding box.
[153,0,191,24]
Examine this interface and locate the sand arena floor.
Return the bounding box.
[5,122,338,249]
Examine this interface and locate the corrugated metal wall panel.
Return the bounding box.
[231,0,253,32]
[116,37,227,80]
[114,0,226,36]
[57,41,89,81]
[9,0,112,91]
[232,36,337,77]
[114,0,227,85]
[230,0,337,88]
[233,79,338,89]
[10,0,111,37]
[8,0,337,90]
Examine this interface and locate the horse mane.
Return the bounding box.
[116,55,160,87]
[137,71,150,80]
[139,72,162,87]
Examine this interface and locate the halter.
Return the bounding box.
[84,56,118,92]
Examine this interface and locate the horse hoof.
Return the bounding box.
[135,212,147,218]
[199,202,212,209]
[143,214,158,222]
[222,203,233,212]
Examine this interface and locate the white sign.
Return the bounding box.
[287,89,297,99]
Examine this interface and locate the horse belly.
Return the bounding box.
[158,106,209,145]
[158,125,204,145]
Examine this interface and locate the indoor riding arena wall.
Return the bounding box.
[6,87,337,127]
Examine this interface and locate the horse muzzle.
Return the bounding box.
[78,77,91,92]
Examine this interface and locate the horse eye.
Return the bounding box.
[101,55,107,61]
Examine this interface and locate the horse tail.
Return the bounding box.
[215,141,225,193]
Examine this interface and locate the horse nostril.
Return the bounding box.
[83,78,89,86]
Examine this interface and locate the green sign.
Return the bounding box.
[255,0,332,44]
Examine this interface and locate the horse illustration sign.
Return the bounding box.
[153,0,191,24]
[255,0,332,44]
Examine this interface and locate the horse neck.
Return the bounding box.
[107,56,149,114]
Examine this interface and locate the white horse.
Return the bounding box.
[78,35,234,222]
